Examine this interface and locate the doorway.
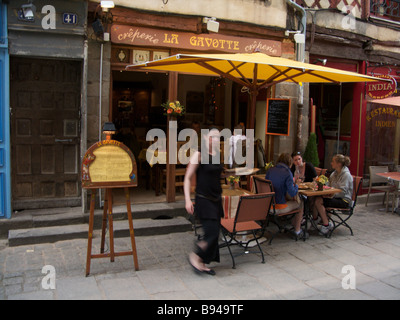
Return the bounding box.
[10,57,82,210]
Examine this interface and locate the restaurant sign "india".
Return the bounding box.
[111,25,282,57]
[366,75,397,99]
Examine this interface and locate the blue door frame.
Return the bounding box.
[0,1,12,219]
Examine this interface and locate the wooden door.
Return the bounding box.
[10,58,81,210]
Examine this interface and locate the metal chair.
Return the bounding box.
[220,193,274,269]
[252,176,302,244]
[314,167,327,176]
[365,166,396,211]
[325,175,362,238]
[390,165,400,214]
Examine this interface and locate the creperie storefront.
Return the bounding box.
[111,25,283,56]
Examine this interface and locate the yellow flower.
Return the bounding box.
[316,175,328,185]
[265,162,274,171]
[162,100,185,116]
[227,175,240,184]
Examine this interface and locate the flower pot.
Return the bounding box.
[317,182,323,191]
[229,183,235,190]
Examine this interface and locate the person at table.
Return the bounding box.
[265,152,305,239]
[290,151,317,183]
[184,127,224,276]
[312,154,353,235]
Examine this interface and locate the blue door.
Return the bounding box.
[0,1,11,218]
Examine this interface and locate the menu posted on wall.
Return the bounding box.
[81,140,137,189]
[265,98,291,136]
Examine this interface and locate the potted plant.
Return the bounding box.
[315,174,329,191]
[161,100,185,117]
[303,132,320,168]
[226,175,240,189]
[264,161,274,171]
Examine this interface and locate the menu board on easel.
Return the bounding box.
[81,140,137,189]
[265,98,291,136]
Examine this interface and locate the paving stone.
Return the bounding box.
[0,202,400,300]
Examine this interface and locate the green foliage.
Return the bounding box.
[303,132,320,167]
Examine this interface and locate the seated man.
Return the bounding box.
[265,153,305,239]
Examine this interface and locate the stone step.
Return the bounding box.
[8,216,193,247]
[0,201,187,239]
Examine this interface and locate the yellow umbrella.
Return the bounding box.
[126,52,382,128]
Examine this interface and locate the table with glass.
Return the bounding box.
[298,184,342,235]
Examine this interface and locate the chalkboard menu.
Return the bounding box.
[265,98,291,136]
[81,140,138,189]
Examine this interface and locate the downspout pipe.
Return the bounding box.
[285,0,306,44]
[285,0,306,150]
[285,0,306,68]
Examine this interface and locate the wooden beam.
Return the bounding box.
[166,72,178,203]
[110,7,200,33]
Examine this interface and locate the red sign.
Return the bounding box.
[367,75,397,99]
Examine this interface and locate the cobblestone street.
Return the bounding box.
[1,203,400,300]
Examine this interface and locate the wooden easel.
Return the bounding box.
[82,139,139,276]
[85,187,139,276]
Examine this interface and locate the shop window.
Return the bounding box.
[309,83,353,168]
[364,102,400,176]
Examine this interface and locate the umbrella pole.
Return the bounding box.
[249,88,258,130]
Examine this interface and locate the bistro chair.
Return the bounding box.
[365,166,396,211]
[314,167,327,176]
[220,193,274,269]
[252,176,302,244]
[325,175,362,238]
[390,165,400,214]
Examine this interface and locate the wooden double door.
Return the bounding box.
[10,57,82,210]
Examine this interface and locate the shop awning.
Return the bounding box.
[369,96,400,106]
[127,52,381,85]
[127,52,383,128]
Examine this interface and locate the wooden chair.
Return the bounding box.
[252,176,302,244]
[325,175,362,238]
[220,193,274,269]
[365,166,396,211]
[161,167,186,193]
[160,141,193,193]
[314,167,327,176]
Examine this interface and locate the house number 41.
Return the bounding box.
[41,5,78,30]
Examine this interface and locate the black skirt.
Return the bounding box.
[195,194,224,220]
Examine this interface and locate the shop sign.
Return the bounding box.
[366,105,400,128]
[111,25,282,56]
[366,75,397,99]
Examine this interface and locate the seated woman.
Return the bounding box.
[312,154,353,235]
[290,151,317,183]
[265,153,305,239]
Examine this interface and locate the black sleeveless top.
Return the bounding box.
[195,154,224,220]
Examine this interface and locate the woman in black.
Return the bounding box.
[184,128,223,275]
[290,151,317,183]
